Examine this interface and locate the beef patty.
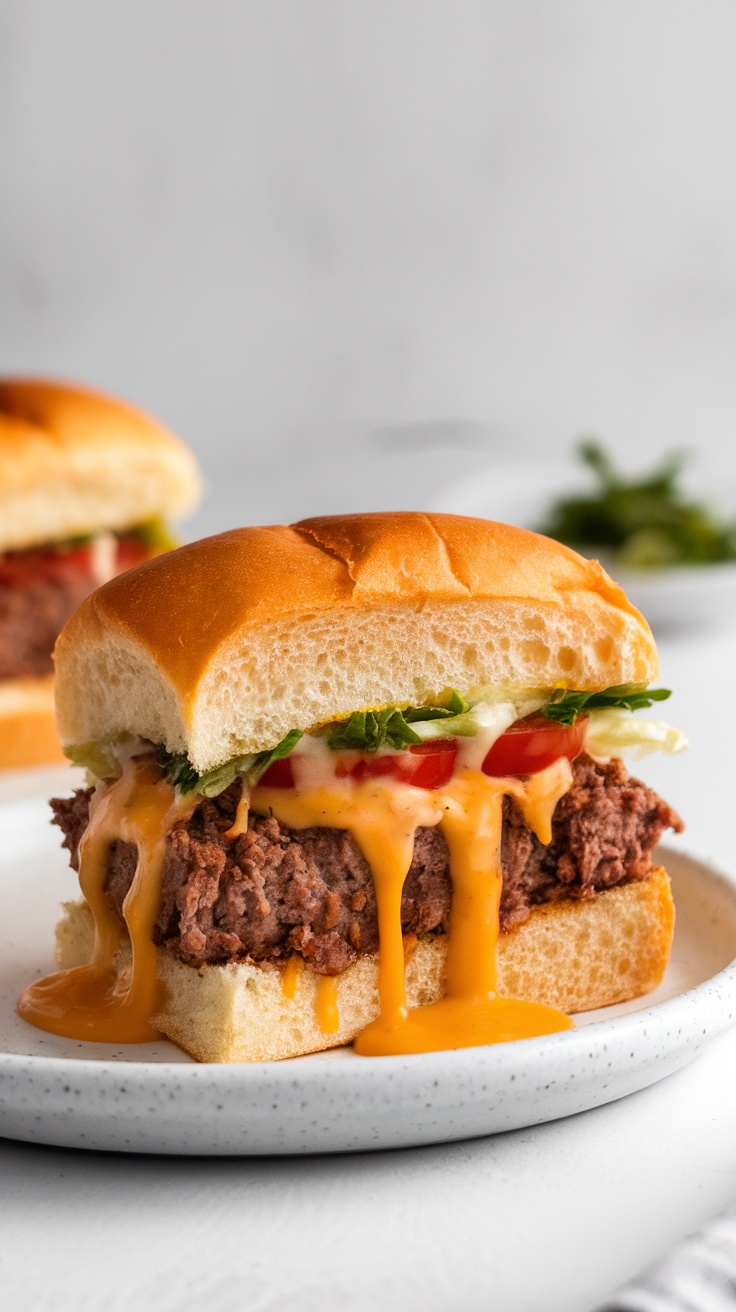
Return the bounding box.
[51,754,683,976]
[0,572,93,679]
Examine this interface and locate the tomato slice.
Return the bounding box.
[482,715,587,777]
[402,740,459,789]
[258,756,296,788]
[115,534,153,572]
[0,542,95,587]
[349,740,458,789]
[258,739,458,790]
[0,531,155,590]
[257,719,586,792]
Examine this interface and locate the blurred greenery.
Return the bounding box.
[539,442,736,568]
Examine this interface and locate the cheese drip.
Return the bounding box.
[281,954,301,1000]
[19,753,575,1055]
[18,758,194,1042]
[315,976,340,1033]
[251,759,575,1055]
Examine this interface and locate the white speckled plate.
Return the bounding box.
[1,795,735,1155]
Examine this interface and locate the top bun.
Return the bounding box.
[54,512,658,772]
[0,378,201,551]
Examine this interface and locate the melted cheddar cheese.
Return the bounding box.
[252,760,574,1054]
[18,758,196,1042]
[19,753,575,1054]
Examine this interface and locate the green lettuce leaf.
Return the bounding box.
[65,736,132,780]
[327,709,422,752]
[327,690,470,751]
[158,750,203,794]
[160,729,304,796]
[248,729,304,784]
[542,683,671,726]
[403,688,469,722]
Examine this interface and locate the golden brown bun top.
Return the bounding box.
[295,512,642,606]
[54,513,659,770]
[0,377,201,550]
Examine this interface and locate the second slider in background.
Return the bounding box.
[0,378,201,770]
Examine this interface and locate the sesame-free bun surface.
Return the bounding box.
[56,866,674,1062]
[0,378,201,551]
[0,676,66,768]
[54,512,659,772]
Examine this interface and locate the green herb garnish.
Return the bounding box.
[539,441,736,567]
[542,683,672,726]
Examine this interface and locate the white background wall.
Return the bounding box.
[1,1,735,528]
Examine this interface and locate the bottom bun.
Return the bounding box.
[0,677,66,769]
[55,867,675,1063]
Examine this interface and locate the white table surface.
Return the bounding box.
[2,619,735,1312]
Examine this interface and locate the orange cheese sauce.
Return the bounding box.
[19,752,575,1055]
[18,758,195,1042]
[251,758,574,1054]
[281,954,301,999]
[314,976,340,1034]
[225,792,250,840]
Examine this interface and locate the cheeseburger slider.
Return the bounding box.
[0,378,200,768]
[19,513,685,1060]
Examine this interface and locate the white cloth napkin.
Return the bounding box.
[595,1207,736,1311]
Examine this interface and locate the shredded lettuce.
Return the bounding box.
[65,737,131,781]
[584,708,688,761]
[160,729,304,796]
